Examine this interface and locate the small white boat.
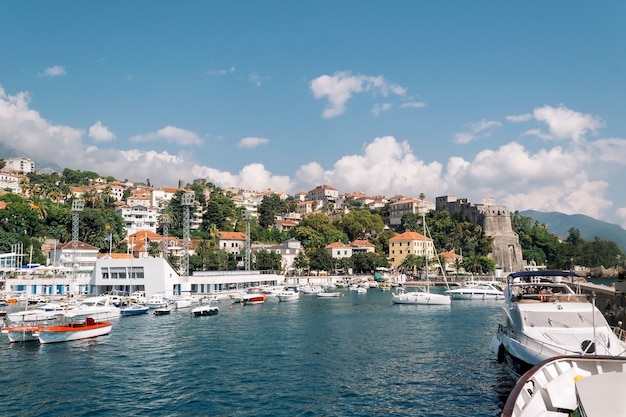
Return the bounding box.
[316,291,342,298]
[501,355,626,417]
[145,294,169,309]
[172,296,193,309]
[445,280,504,300]
[277,291,300,302]
[35,316,112,344]
[391,286,451,305]
[2,310,66,343]
[153,306,171,315]
[299,285,323,295]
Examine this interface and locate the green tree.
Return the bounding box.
[254,249,282,271]
[308,248,333,272]
[258,194,286,229]
[335,209,384,241]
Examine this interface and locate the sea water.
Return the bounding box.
[0,289,513,416]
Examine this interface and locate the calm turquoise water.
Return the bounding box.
[0,290,513,416]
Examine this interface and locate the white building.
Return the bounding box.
[388,198,436,226]
[115,204,160,236]
[4,157,35,174]
[0,173,21,194]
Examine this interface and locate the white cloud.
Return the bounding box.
[40,66,66,77]
[193,162,292,192]
[0,86,84,163]
[238,136,269,149]
[88,121,116,142]
[207,66,236,77]
[295,136,444,197]
[249,73,270,87]
[400,101,426,109]
[506,113,532,122]
[371,103,392,117]
[454,119,502,144]
[309,71,407,119]
[616,207,626,229]
[130,126,202,145]
[1,86,624,227]
[528,105,604,143]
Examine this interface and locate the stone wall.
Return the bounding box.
[436,196,524,272]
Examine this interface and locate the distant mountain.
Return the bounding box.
[520,210,626,253]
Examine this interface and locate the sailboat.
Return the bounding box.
[391,214,452,305]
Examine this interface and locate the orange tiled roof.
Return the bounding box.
[218,231,247,240]
[389,231,430,241]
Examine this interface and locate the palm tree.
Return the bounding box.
[29,196,48,220]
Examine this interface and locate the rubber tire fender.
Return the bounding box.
[497,344,505,364]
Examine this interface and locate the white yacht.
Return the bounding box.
[491,270,626,378]
[445,280,504,300]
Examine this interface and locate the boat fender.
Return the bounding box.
[497,344,505,364]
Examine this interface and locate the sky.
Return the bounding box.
[1,1,626,228]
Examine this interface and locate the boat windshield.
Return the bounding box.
[524,309,607,329]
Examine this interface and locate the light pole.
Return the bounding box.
[181,193,194,279]
[71,198,84,295]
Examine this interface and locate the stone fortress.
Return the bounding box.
[436,196,524,273]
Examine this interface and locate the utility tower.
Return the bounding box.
[181,193,194,279]
[243,211,251,271]
[71,199,84,284]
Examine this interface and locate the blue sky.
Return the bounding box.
[2,1,626,228]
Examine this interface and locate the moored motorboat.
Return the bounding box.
[120,303,149,316]
[501,355,626,417]
[66,296,121,321]
[316,290,342,298]
[145,294,169,309]
[153,306,171,315]
[191,304,219,316]
[35,316,112,344]
[445,280,504,300]
[242,294,265,305]
[277,290,300,302]
[491,270,626,378]
[2,310,65,343]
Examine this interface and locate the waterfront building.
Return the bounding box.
[388,231,434,269]
[4,255,285,298]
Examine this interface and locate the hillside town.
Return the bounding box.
[0,156,543,299]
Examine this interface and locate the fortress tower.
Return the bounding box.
[436,196,524,273]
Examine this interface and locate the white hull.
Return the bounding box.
[316,292,342,298]
[37,323,112,344]
[446,290,503,300]
[278,292,300,302]
[391,292,451,305]
[65,308,121,321]
[491,270,626,378]
[174,298,193,309]
[502,355,626,417]
[2,326,41,343]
